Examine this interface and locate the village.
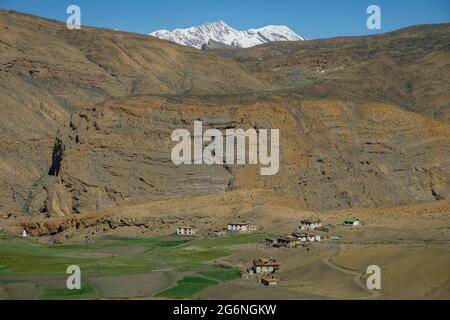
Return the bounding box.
[174,215,361,286]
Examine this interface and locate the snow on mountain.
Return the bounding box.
[149,20,304,49]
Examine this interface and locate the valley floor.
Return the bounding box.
[0,195,449,300]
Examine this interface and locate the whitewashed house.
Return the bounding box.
[292,231,308,242]
[300,219,322,230]
[21,229,28,237]
[250,257,280,275]
[299,235,308,242]
[292,231,321,242]
[176,226,196,236]
[228,222,257,233]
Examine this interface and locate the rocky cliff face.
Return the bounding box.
[30,95,450,216]
[0,10,449,218]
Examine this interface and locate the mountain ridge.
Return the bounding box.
[150,20,304,49]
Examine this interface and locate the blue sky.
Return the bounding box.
[1,0,449,39]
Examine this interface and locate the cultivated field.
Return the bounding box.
[0,232,258,299]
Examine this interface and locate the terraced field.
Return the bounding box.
[0,232,263,299]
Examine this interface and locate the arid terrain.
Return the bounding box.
[0,10,449,300]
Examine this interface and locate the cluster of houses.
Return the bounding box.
[266,232,322,248]
[174,216,362,289]
[299,218,323,230]
[265,216,361,247]
[298,216,360,229]
[265,218,324,249]
[247,257,280,286]
[175,216,359,238]
[243,216,361,286]
[176,221,258,236]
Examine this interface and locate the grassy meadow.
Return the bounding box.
[0,231,264,299]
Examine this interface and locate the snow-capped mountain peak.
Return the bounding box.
[149,21,304,49]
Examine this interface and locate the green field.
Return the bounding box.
[199,265,242,282]
[156,276,219,298]
[37,281,97,300]
[0,231,264,299]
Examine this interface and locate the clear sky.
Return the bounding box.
[1,0,449,39]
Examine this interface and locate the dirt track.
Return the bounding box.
[322,244,380,299]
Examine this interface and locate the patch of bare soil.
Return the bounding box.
[90,272,172,298]
[4,282,37,300]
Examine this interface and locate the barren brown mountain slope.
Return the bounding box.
[0,10,449,220]
[213,23,450,122]
[0,10,265,216]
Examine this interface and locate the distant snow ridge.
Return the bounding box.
[149,20,304,49]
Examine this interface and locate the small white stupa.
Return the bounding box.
[21,229,28,237]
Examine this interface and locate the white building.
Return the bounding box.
[21,229,28,237]
[250,257,280,275]
[176,226,196,236]
[343,217,360,226]
[300,219,322,230]
[292,231,321,242]
[227,222,256,233]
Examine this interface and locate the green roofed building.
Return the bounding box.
[343,216,360,226]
